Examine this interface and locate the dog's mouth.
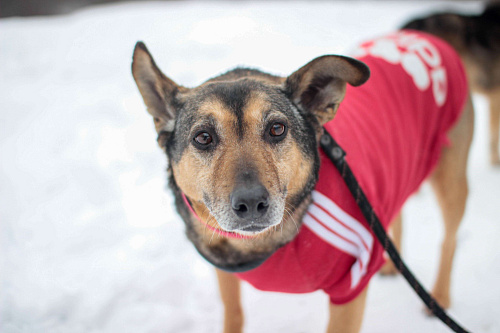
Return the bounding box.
[239,224,271,233]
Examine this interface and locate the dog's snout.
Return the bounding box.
[231,184,270,220]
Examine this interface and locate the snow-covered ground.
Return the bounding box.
[1,1,499,332]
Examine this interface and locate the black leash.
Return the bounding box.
[319,130,470,333]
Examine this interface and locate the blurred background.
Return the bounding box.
[1,0,138,17]
[0,0,487,17]
[1,1,499,333]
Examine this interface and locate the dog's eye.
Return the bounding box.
[270,123,286,137]
[191,129,217,150]
[194,132,213,146]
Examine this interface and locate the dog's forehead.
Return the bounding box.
[201,84,268,111]
[184,80,289,129]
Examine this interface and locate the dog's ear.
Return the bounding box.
[132,42,186,138]
[285,55,370,126]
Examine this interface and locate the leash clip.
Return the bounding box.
[320,132,345,161]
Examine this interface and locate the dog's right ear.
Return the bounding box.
[285,55,370,126]
[132,42,186,139]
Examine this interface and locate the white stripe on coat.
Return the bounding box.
[303,190,374,289]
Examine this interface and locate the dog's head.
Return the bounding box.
[132,42,369,270]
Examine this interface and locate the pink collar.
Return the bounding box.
[181,193,255,239]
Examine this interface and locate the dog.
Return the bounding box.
[402,3,500,166]
[132,30,473,332]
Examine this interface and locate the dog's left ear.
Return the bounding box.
[132,42,187,139]
[285,55,370,125]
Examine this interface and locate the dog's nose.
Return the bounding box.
[231,184,270,220]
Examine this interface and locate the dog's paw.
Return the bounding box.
[379,261,399,276]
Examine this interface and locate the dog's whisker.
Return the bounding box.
[284,206,299,234]
[209,227,217,245]
[206,214,219,245]
[197,206,213,238]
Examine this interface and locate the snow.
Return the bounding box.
[1,1,498,332]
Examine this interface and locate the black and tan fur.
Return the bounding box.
[132,39,473,332]
[132,43,369,273]
[402,2,500,165]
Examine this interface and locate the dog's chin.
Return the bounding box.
[196,247,273,273]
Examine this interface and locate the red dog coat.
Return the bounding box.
[235,31,468,304]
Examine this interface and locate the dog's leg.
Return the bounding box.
[216,269,244,333]
[429,96,474,309]
[487,88,500,166]
[327,286,368,333]
[379,212,403,275]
